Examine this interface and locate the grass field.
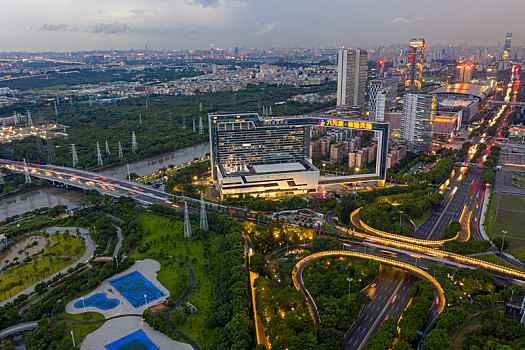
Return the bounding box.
[485,193,525,250]
[474,254,514,268]
[55,312,105,347]
[131,213,215,348]
[0,233,85,302]
[509,249,525,263]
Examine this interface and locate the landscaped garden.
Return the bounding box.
[0,231,85,302]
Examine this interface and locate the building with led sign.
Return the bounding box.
[405,39,425,94]
[432,111,462,137]
[430,83,491,123]
[209,113,390,196]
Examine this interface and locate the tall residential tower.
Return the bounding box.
[336,49,368,110]
[402,93,435,153]
[503,32,512,60]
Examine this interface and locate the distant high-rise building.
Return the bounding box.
[234,47,239,56]
[402,93,435,153]
[503,32,512,60]
[336,49,368,109]
[456,63,474,83]
[405,39,425,94]
[368,77,398,121]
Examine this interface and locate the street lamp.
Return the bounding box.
[144,293,148,310]
[83,296,86,314]
[501,230,508,255]
[399,210,404,233]
[347,278,353,313]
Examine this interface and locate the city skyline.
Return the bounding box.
[1,0,525,51]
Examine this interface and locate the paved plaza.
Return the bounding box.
[66,259,170,318]
[81,316,192,350]
[64,259,190,349]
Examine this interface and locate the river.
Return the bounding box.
[0,142,209,221]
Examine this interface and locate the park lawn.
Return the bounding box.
[63,320,104,347]
[509,249,525,263]
[132,213,216,348]
[413,207,432,227]
[0,233,86,302]
[156,258,190,304]
[47,233,85,257]
[474,254,514,268]
[177,312,216,347]
[56,311,105,322]
[485,193,525,249]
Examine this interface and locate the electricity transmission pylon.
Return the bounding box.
[184,202,192,239]
[200,193,208,231]
[131,132,138,153]
[193,119,196,132]
[105,140,110,155]
[27,110,33,127]
[96,142,103,167]
[71,144,79,168]
[46,138,56,164]
[23,158,31,184]
[199,117,204,135]
[118,141,123,159]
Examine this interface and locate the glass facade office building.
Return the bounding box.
[209,113,318,196]
[209,113,310,176]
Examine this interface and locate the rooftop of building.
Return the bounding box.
[252,162,306,174]
[431,83,492,101]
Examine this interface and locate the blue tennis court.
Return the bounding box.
[109,271,164,308]
[105,329,159,350]
[74,293,119,310]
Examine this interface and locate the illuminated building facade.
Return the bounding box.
[336,49,368,109]
[456,63,473,83]
[405,39,425,94]
[504,32,512,60]
[209,113,319,197]
[432,111,462,137]
[402,94,436,153]
[209,113,390,195]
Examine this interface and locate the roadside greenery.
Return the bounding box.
[302,257,377,349]
[441,221,462,240]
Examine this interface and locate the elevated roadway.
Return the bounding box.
[292,250,445,349]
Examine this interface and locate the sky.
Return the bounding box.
[1,0,524,52]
